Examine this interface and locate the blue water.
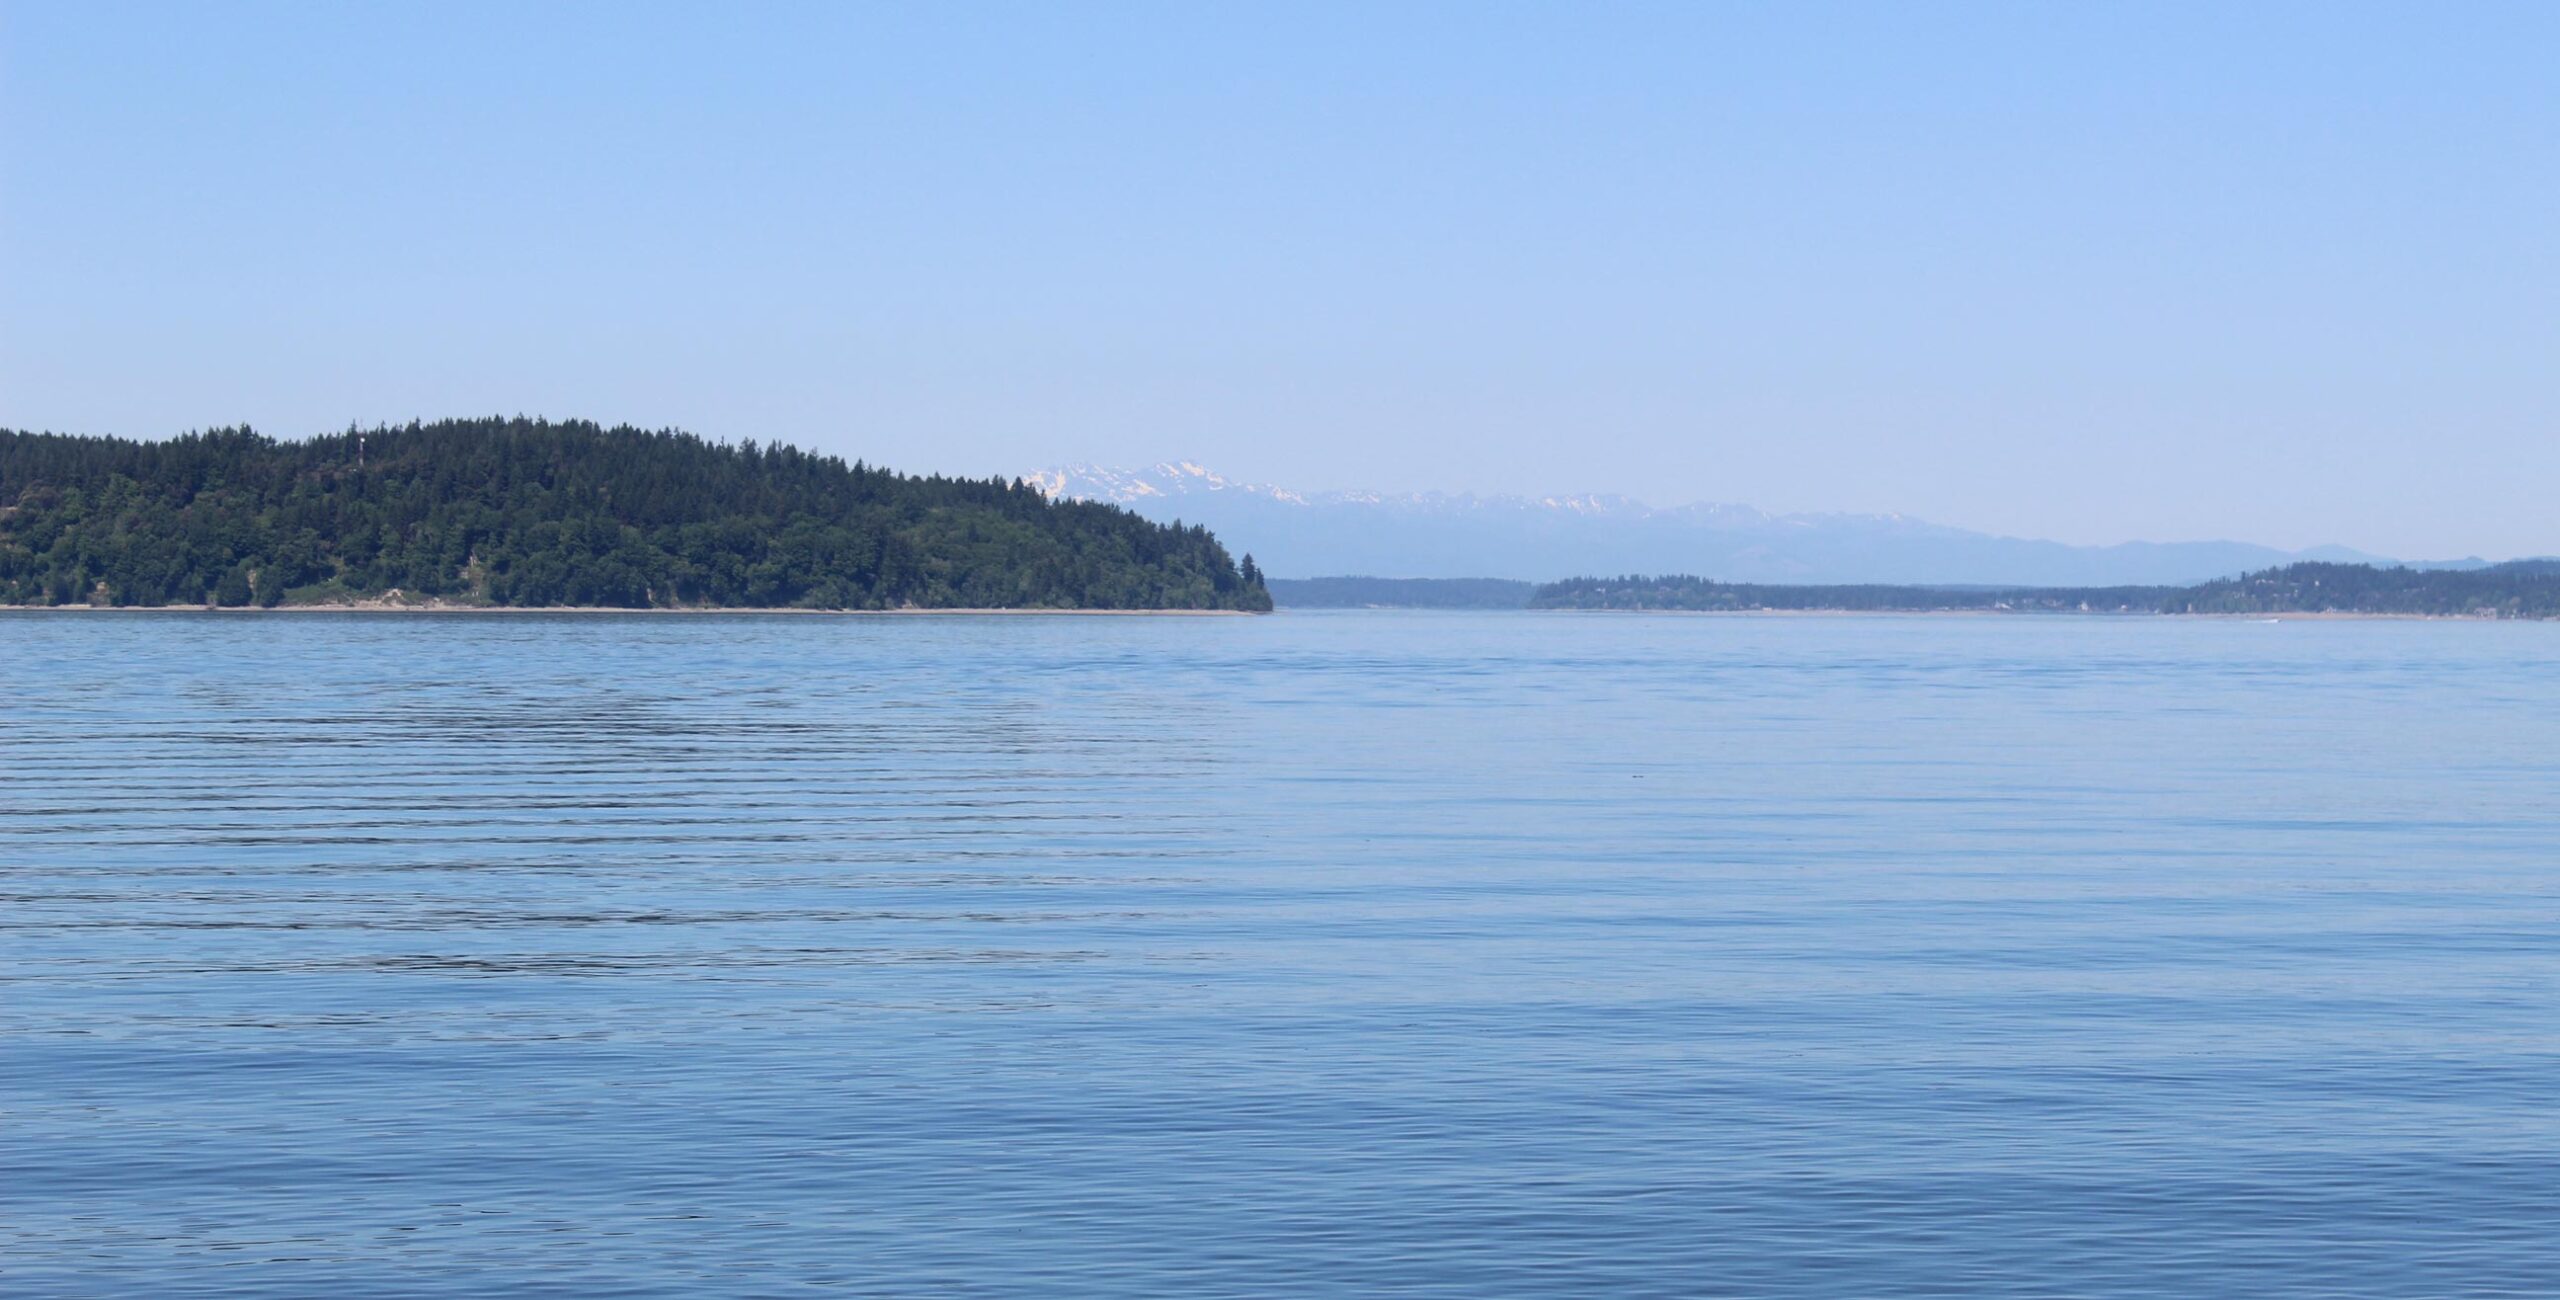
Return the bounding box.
[4,611,2557,1297]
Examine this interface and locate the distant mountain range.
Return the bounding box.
[1027,462,2496,587]
[1265,576,1538,609]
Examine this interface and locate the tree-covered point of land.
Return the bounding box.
[1531,561,2560,618]
[0,419,1272,611]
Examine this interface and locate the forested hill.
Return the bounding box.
[1530,562,2560,618]
[0,420,1272,611]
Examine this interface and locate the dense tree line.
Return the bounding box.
[0,419,1272,611]
[1531,561,2560,618]
[2174,562,2560,617]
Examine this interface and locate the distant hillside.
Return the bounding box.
[1530,563,2560,618]
[0,420,1271,611]
[1268,577,1534,609]
[1029,461,2398,586]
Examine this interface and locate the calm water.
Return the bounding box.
[4,611,2557,1298]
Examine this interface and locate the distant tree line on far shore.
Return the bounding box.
[1530,562,2560,618]
[0,419,1272,611]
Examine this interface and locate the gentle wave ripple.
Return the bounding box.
[4,611,2558,1297]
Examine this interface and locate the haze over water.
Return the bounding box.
[6,611,2557,1297]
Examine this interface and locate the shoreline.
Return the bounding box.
[2,604,2531,621]
[0,603,1261,617]
[1526,607,2528,621]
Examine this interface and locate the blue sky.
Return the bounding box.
[3,1,2553,556]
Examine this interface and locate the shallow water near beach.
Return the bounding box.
[4,610,2557,1297]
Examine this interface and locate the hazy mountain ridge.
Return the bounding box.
[1028,462,2424,586]
[1266,577,1537,609]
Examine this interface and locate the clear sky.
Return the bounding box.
[3,2,2553,557]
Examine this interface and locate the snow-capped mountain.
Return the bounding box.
[1029,462,1786,527]
[1026,462,2396,585]
[1026,462,1309,507]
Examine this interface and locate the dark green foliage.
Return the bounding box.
[1531,563,2560,618]
[2170,562,2560,617]
[0,419,1272,611]
[212,563,253,607]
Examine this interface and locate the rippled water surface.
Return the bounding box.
[5,611,2558,1297]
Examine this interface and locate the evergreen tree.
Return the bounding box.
[212,564,254,607]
